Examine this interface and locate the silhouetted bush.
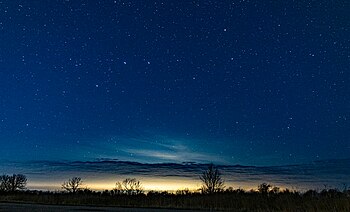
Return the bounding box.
[258,183,272,194]
[175,188,192,195]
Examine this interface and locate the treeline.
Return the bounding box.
[0,165,350,211]
[1,184,350,211]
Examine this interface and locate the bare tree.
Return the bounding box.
[114,178,143,195]
[0,174,27,192]
[0,175,10,191]
[200,164,225,194]
[62,177,83,193]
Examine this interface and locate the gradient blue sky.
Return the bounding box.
[0,0,349,166]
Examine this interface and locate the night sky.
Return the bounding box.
[0,1,349,166]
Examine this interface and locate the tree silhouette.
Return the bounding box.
[62,177,83,193]
[114,178,143,195]
[0,174,27,192]
[200,164,225,194]
[0,175,10,191]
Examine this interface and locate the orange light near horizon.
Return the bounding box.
[27,178,295,192]
[27,178,202,192]
[141,178,201,191]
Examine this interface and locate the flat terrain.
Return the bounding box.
[0,203,203,212]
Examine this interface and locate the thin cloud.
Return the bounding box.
[1,158,349,191]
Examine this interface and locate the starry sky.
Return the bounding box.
[0,0,349,166]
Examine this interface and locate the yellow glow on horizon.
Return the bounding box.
[141,178,201,191]
[28,177,202,192]
[27,177,293,192]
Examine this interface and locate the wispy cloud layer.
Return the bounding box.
[89,134,229,164]
[0,158,349,191]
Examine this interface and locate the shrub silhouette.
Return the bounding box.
[200,164,225,194]
[258,183,272,194]
[62,177,83,193]
[176,188,191,195]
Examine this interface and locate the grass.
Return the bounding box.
[1,188,349,211]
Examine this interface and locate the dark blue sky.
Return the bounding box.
[0,0,349,165]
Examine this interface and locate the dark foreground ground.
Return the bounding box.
[0,203,203,212]
[1,189,350,211]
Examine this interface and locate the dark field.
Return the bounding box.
[1,189,350,212]
[0,202,201,212]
